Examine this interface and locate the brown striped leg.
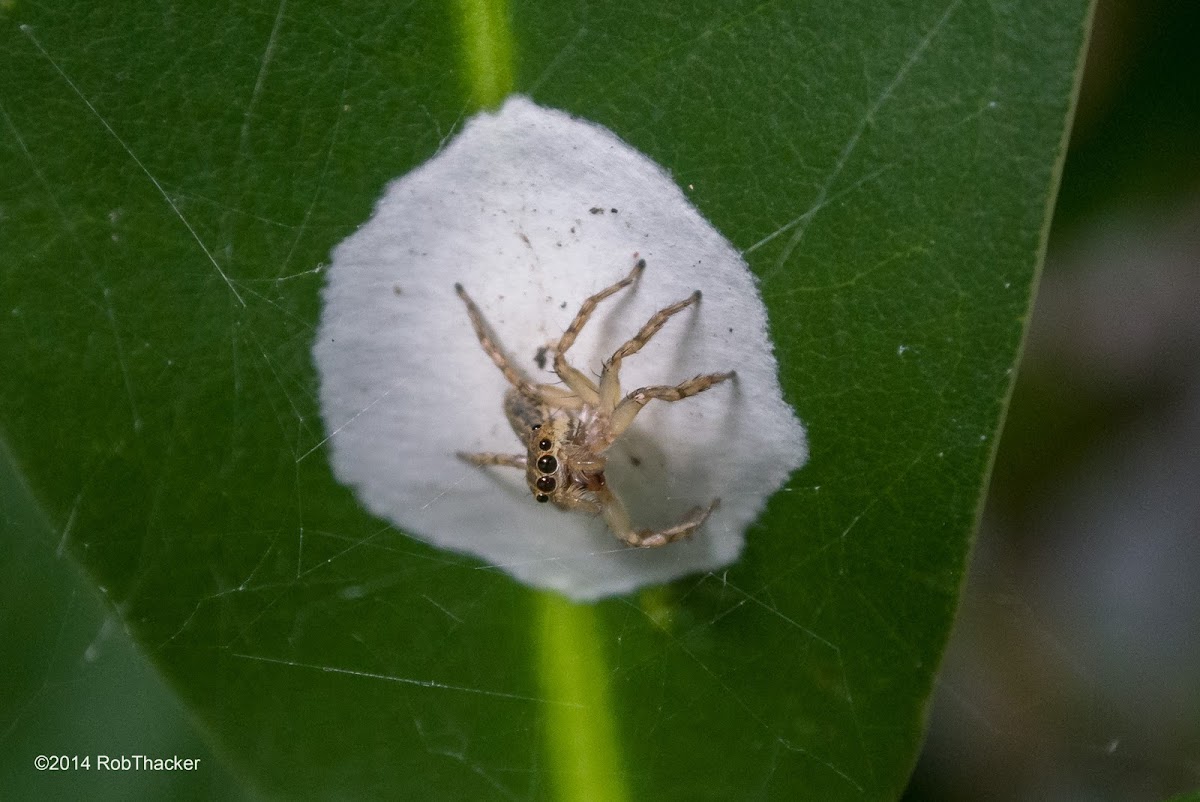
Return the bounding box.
[606,371,736,442]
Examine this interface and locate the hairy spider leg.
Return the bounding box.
[597,289,703,414]
[455,282,581,411]
[600,489,721,548]
[457,452,526,469]
[455,283,540,396]
[552,258,646,403]
[607,372,736,445]
[455,271,729,548]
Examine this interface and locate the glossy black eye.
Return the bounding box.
[535,493,550,503]
[536,476,557,492]
[536,455,557,473]
[531,424,541,430]
[538,438,552,451]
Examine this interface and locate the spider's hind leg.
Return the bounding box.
[597,289,704,413]
[555,258,645,359]
[552,259,645,402]
[605,371,736,444]
[455,283,541,399]
[610,290,701,372]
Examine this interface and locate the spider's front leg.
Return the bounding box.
[599,487,720,548]
[456,452,527,469]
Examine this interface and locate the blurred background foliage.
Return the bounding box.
[906,0,1200,798]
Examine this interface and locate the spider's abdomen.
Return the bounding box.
[503,388,545,439]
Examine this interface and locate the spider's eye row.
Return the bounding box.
[538,438,552,451]
[536,455,557,474]
[535,476,557,493]
[535,493,550,503]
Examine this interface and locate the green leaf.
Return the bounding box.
[1164,790,1200,802]
[1,0,1091,799]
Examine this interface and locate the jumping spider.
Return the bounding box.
[455,258,734,548]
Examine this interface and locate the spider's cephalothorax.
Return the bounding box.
[524,411,578,505]
[455,258,734,548]
[517,399,608,511]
